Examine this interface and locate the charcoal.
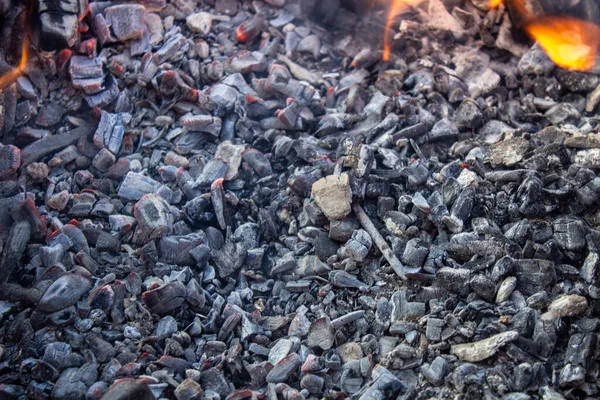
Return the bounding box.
[421,356,449,386]
[553,218,586,251]
[38,0,79,51]
[38,274,91,313]
[195,159,229,188]
[93,111,132,155]
[515,259,555,296]
[105,5,146,42]
[118,172,160,201]
[0,145,20,181]
[182,115,222,136]
[133,194,173,241]
[100,379,154,400]
[0,219,31,284]
[224,51,267,74]
[142,281,186,315]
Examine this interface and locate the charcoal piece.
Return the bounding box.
[224,50,267,74]
[491,256,516,282]
[242,148,273,177]
[329,270,367,290]
[210,178,226,230]
[69,56,104,81]
[211,239,246,278]
[174,378,204,400]
[515,259,555,296]
[133,194,173,241]
[99,378,155,400]
[0,145,20,180]
[455,99,482,130]
[236,15,267,43]
[421,356,449,386]
[553,218,586,251]
[93,111,132,155]
[429,119,459,141]
[92,148,116,172]
[142,281,186,315]
[51,368,88,400]
[470,274,496,302]
[401,238,429,268]
[159,233,206,266]
[38,0,79,51]
[105,4,146,41]
[205,85,238,116]
[288,167,323,197]
[195,159,228,188]
[182,115,222,136]
[435,267,470,295]
[532,319,557,358]
[563,333,596,373]
[271,252,296,275]
[118,172,160,201]
[200,368,232,397]
[37,274,91,312]
[35,103,67,127]
[545,103,580,125]
[511,308,536,338]
[0,219,31,284]
[85,76,120,109]
[426,318,444,342]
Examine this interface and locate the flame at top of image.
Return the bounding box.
[492,0,600,71]
[383,0,423,61]
[525,16,600,71]
[0,37,29,91]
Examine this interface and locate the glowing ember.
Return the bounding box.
[383,0,422,61]
[525,16,600,71]
[0,37,29,91]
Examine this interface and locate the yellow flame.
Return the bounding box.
[383,0,422,61]
[0,37,29,91]
[489,0,503,9]
[525,16,600,71]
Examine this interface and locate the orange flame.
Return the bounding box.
[489,0,502,9]
[525,16,600,71]
[383,0,422,61]
[0,37,29,91]
[488,0,599,71]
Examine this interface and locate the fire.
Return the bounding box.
[383,0,422,61]
[525,16,600,71]
[489,0,502,9]
[0,37,29,91]
[489,0,599,71]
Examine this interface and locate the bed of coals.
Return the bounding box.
[1,0,600,399]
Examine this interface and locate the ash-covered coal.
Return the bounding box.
[2,0,600,399]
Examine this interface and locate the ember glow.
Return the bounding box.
[525,16,600,71]
[383,0,422,61]
[0,37,29,91]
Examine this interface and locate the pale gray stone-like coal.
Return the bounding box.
[1,0,600,398]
